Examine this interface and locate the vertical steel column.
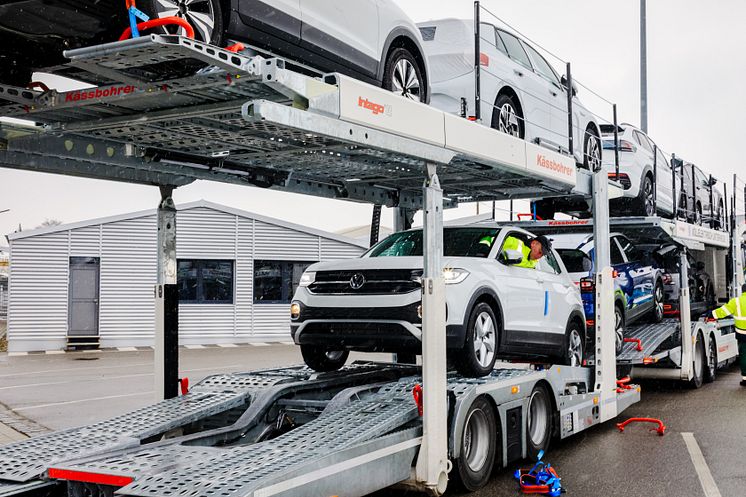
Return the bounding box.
[473,1,481,122]
[708,176,714,229]
[640,0,648,133]
[691,164,696,223]
[370,205,382,247]
[613,104,620,177]
[652,144,658,214]
[672,155,677,219]
[565,63,574,156]
[592,157,616,420]
[415,163,448,495]
[393,207,413,233]
[679,248,693,380]
[155,186,179,401]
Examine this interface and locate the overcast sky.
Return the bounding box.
[2,0,745,242]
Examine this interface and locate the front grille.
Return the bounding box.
[299,302,421,322]
[310,269,421,295]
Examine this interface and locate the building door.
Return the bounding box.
[68,257,100,337]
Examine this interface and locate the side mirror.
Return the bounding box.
[560,75,578,97]
[500,249,524,265]
[708,176,718,187]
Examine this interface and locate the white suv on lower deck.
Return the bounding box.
[290,226,586,377]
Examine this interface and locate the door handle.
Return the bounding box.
[536,276,545,283]
[549,90,558,97]
[514,69,524,77]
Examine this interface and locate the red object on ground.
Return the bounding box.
[616,417,666,436]
[412,384,423,416]
[48,468,134,487]
[624,337,643,352]
[225,43,246,53]
[178,377,189,395]
[119,17,195,40]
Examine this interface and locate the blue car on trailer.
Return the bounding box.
[550,232,665,353]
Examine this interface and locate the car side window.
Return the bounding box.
[493,27,508,55]
[496,30,533,69]
[537,249,561,275]
[610,238,625,265]
[634,131,653,153]
[497,231,529,266]
[616,236,640,262]
[522,42,561,86]
[656,148,669,170]
[479,22,497,49]
[695,168,709,186]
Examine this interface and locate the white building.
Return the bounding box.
[6,201,366,352]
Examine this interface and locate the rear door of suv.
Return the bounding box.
[614,235,655,322]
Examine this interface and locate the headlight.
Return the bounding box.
[290,302,301,320]
[298,271,316,287]
[443,268,470,284]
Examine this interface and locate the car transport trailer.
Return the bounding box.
[503,215,742,387]
[0,34,638,496]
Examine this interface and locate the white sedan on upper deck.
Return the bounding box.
[417,18,601,169]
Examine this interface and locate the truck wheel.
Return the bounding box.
[563,321,584,367]
[690,333,705,389]
[300,345,349,372]
[527,384,553,460]
[453,397,498,491]
[456,303,498,377]
[704,334,717,383]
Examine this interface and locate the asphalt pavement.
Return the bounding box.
[0,346,744,497]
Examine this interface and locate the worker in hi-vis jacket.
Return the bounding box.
[500,234,552,269]
[712,284,746,386]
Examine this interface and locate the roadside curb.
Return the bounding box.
[0,400,49,439]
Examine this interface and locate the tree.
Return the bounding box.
[36,218,63,228]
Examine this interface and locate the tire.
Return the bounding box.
[453,397,498,491]
[583,126,602,171]
[382,47,426,102]
[635,175,656,217]
[704,334,717,384]
[695,203,703,226]
[456,302,499,378]
[532,200,556,221]
[563,321,584,367]
[143,0,225,45]
[394,353,417,365]
[690,332,705,389]
[300,345,349,372]
[650,280,664,323]
[491,93,524,138]
[615,304,625,355]
[526,384,553,461]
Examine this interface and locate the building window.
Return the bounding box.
[177,260,234,304]
[254,260,313,304]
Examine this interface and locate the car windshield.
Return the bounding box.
[367,228,500,258]
[556,249,592,273]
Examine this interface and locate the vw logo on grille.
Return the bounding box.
[349,273,366,290]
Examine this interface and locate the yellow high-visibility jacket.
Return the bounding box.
[502,236,537,269]
[712,292,746,334]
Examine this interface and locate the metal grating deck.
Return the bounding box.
[0,373,292,482]
[618,319,680,363]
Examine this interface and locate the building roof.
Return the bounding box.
[6,200,368,248]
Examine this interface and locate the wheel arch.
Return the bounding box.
[463,287,505,347]
[494,85,524,123]
[449,393,501,462]
[531,379,560,441]
[378,29,429,101]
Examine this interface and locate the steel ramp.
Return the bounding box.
[617,319,679,364]
[0,372,295,482]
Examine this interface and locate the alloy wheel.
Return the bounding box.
[498,103,521,137]
[615,307,624,354]
[472,311,496,368]
[643,178,655,216]
[153,0,216,43]
[585,136,602,171]
[567,328,583,367]
[392,59,421,101]
[462,407,491,472]
[654,283,664,320]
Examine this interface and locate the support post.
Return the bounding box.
[708,176,714,229]
[565,63,574,156]
[592,155,616,420]
[672,155,677,220]
[640,0,648,133]
[155,186,179,401]
[415,163,448,495]
[370,204,382,247]
[679,248,693,380]
[473,1,481,122]
[393,207,414,233]
[652,144,658,214]
[613,104,620,178]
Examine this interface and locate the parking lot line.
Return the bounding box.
[217,344,238,348]
[251,343,271,347]
[682,432,722,497]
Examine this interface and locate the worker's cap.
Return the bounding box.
[532,235,552,253]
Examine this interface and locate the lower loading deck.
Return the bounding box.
[0,363,638,497]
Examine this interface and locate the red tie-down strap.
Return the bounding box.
[120,17,195,41]
[616,417,666,436]
[623,337,643,351]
